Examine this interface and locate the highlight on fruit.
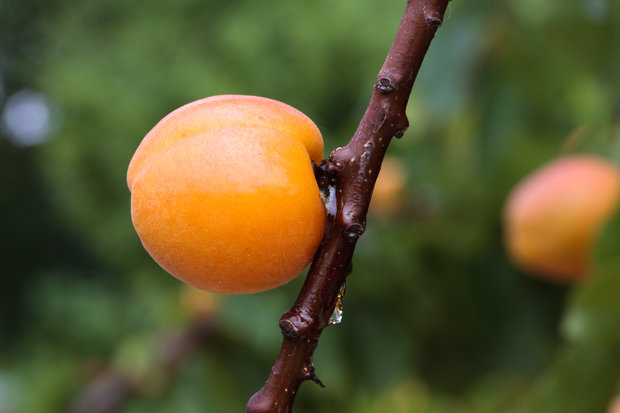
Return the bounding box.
[503,155,620,283]
[128,95,326,294]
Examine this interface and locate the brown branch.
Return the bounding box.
[246,1,451,412]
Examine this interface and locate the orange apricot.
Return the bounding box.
[128,96,326,294]
[127,95,323,189]
[504,155,620,283]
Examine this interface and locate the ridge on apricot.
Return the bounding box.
[127,95,323,190]
[503,155,620,283]
[128,95,326,294]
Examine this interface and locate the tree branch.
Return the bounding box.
[247,1,451,411]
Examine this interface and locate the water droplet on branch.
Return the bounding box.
[328,283,346,325]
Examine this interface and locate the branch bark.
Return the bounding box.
[247,1,451,411]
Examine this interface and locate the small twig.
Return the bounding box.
[246,0,451,412]
[66,315,217,413]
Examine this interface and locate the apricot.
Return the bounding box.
[128,95,326,294]
[504,155,620,283]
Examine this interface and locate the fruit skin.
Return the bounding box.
[504,155,620,283]
[128,96,326,294]
[127,94,324,188]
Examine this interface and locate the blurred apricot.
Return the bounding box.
[370,156,407,217]
[608,396,620,413]
[504,155,620,283]
[179,285,221,319]
[128,95,326,294]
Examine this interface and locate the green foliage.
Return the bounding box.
[1,0,620,412]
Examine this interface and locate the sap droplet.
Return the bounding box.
[328,283,346,325]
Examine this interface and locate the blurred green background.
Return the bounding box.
[2,0,620,412]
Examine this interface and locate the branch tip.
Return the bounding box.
[302,364,325,388]
[344,222,365,242]
[279,319,300,341]
[424,8,443,27]
[376,77,396,94]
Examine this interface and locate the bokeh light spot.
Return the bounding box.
[2,89,53,147]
